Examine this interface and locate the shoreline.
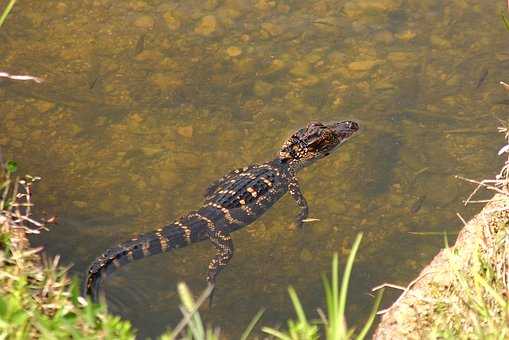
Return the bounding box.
[374,193,509,338]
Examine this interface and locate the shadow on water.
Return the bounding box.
[1,0,506,337]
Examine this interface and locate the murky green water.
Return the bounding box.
[1,0,508,337]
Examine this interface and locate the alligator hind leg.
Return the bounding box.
[206,230,234,306]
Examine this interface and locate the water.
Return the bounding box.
[1,0,507,338]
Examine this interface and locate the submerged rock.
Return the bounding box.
[348,60,379,72]
[163,11,181,31]
[226,46,242,57]
[194,15,218,36]
[33,100,55,113]
[253,80,273,97]
[289,61,310,77]
[177,125,193,138]
[373,30,395,44]
[343,0,402,17]
[260,22,283,37]
[134,15,155,29]
[150,73,183,90]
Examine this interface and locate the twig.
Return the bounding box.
[1,173,46,234]
[372,271,433,315]
[408,231,459,236]
[18,215,45,227]
[0,71,44,83]
[455,175,509,205]
[170,284,214,338]
[316,308,328,326]
[462,199,496,204]
[372,283,406,291]
[456,213,468,226]
[444,128,493,134]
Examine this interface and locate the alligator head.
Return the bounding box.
[279,120,359,170]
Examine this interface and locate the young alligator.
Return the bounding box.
[84,120,359,301]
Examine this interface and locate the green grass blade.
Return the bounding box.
[339,233,363,318]
[0,0,16,28]
[474,274,507,308]
[321,273,333,321]
[288,287,307,324]
[331,252,339,333]
[240,309,264,340]
[173,283,207,339]
[503,13,509,32]
[332,252,338,311]
[328,253,342,340]
[261,327,292,340]
[355,288,384,340]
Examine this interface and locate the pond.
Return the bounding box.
[1,0,507,338]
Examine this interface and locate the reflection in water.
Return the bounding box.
[0,0,504,337]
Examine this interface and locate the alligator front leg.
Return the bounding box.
[288,178,309,228]
[206,229,234,306]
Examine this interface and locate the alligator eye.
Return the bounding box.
[347,121,359,130]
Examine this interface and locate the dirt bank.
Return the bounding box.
[374,193,509,339]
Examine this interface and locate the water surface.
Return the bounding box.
[1,0,507,338]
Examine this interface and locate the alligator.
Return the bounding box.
[84,120,359,302]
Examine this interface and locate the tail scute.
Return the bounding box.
[83,226,183,301]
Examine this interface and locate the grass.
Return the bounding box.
[503,13,509,32]
[433,133,509,338]
[428,231,509,339]
[261,234,383,340]
[0,0,15,28]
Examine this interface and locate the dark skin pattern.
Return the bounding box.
[84,121,359,301]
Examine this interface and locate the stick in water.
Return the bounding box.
[0,71,44,83]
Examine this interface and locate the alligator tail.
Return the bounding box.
[83,222,197,301]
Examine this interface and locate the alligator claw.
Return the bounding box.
[291,217,320,229]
